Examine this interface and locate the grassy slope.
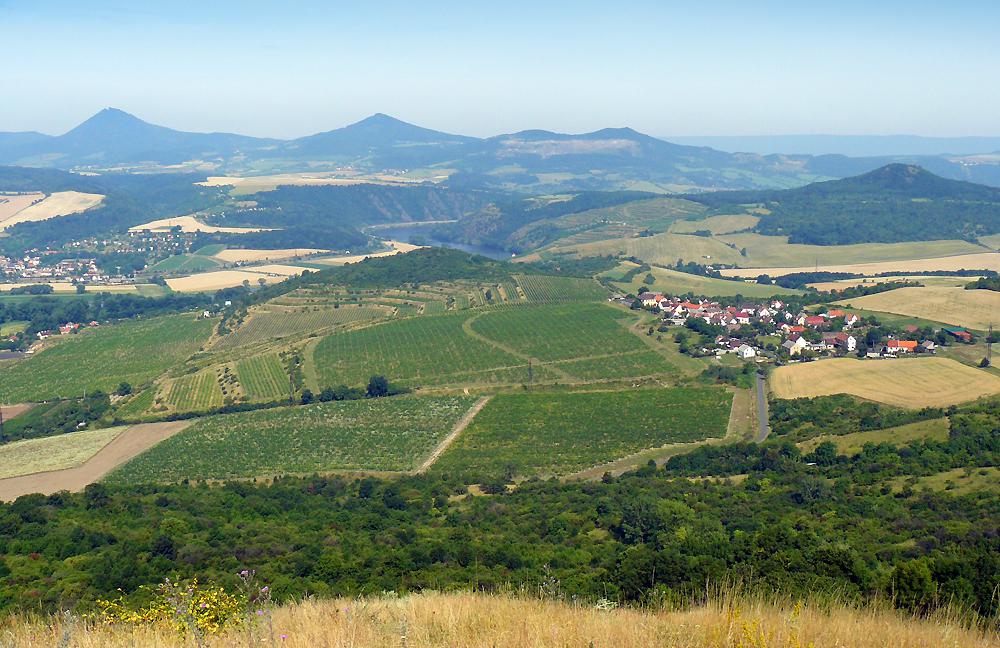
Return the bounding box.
[6,591,996,648]
[433,388,732,477]
[798,417,950,455]
[106,396,477,483]
[0,315,215,403]
[604,262,803,297]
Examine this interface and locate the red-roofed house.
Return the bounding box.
[887,339,918,353]
[803,315,827,328]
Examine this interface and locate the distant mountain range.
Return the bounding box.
[667,134,1000,157]
[3,109,1000,192]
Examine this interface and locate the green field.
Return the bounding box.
[115,388,156,419]
[212,306,387,350]
[148,254,224,273]
[236,353,288,401]
[432,388,732,477]
[0,321,28,335]
[0,426,125,479]
[106,396,477,483]
[314,311,523,387]
[798,418,951,455]
[470,303,646,363]
[0,315,215,403]
[193,244,227,256]
[514,274,609,302]
[162,370,224,412]
[602,262,802,298]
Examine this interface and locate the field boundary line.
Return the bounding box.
[415,395,492,474]
[460,312,576,380]
[0,420,192,501]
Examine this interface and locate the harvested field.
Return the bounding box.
[0,426,125,479]
[311,241,422,266]
[197,173,416,194]
[0,191,104,230]
[770,357,1000,408]
[0,192,43,224]
[721,251,1000,278]
[835,286,1000,330]
[213,248,326,263]
[244,264,309,277]
[668,213,759,235]
[807,275,981,291]
[129,215,269,234]
[0,421,190,500]
[0,282,138,293]
[166,270,283,292]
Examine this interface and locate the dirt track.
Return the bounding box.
[415,396,492,473]
[0,421,190,501]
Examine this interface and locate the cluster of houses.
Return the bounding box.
[34,320,98,342]
[618,291,951,362]
[0,255,129,286]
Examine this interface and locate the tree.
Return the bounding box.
[75,283,86,294]
[366,375,389,398]
[300,388,314,405]
[892,560,935,611]
[115,382,133,397]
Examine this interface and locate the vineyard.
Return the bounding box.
[314,311,524,387]
[470,303,645,363]
[236,353,289,401]
[433,388,733,477]
[160,370,224,412]
[514,274,609,303]
[0,315,215,403]
[106,396,478,483]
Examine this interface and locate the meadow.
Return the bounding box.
[212,305,386,350]
[797,417,950,455]
[0,426,124,479]
[106,396,477,483]
[719,251,1000,278]
[0,315,215,403]
[806,275,981,291]
[603,262,801,297]
[668,213,759,235]
[835,286,1000,330]
[433,388,732,476]
[770,357,1000,408]
[212,247,325,263]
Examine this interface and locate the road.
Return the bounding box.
[755,373,770,442]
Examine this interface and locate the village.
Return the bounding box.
[0,254,131,288]
[616,290,977,364]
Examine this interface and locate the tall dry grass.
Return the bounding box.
[1,591,996,648]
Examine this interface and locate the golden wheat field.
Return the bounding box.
[129,215,269,234]
[720,251,1000,278]
[2,592,996,648]
[835,286,1000,330]
[770,357,1000,408]
[0,191,104,230]
[212,248,326,263]
[166,270,281,292]
[0,192,44,223]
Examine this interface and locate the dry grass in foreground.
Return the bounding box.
[2,592,996,648]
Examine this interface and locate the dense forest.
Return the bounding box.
[0,399,996,620]
[684,164,1000,245]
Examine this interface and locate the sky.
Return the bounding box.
[2,0,999,139]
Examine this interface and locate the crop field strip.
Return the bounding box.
[0,426,126,479]
[236,353,289,401]
[0,314,215,403]
[513,274,609,303]
[432,388,733,477]
[770,357,1000,408]
[834,286,1000,331]
[106,396,478,483]
[161,370,224,412]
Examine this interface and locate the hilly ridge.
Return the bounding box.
[5,108,1000,192]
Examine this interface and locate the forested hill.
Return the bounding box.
[684,164,1000,245]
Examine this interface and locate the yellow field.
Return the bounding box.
[798,418,950,455]
[244,264,309,277]
[547,232,745,265]
[0,192,44,223]
[0,191,104,230]
[6,591,996,648]
[835,286,1000,330]
[721,251,1000,278]
[770,357,1000,408]
[197,172,420,195]
[668,213,759,235]
[807,275,981,291]
[0,282,138,293]
[166,270,283,292]
[0,426,124,479]
[213,248,326,263]
[129,215,270,234]
[311,241,423,266]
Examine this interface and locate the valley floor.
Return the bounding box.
[4,591,996,648]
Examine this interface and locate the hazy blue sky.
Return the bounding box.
[2,0,998,138]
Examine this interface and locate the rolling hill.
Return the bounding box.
[6,109,1000,192]
[684,163,1000,245]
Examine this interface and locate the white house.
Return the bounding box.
[736,344,757,359]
